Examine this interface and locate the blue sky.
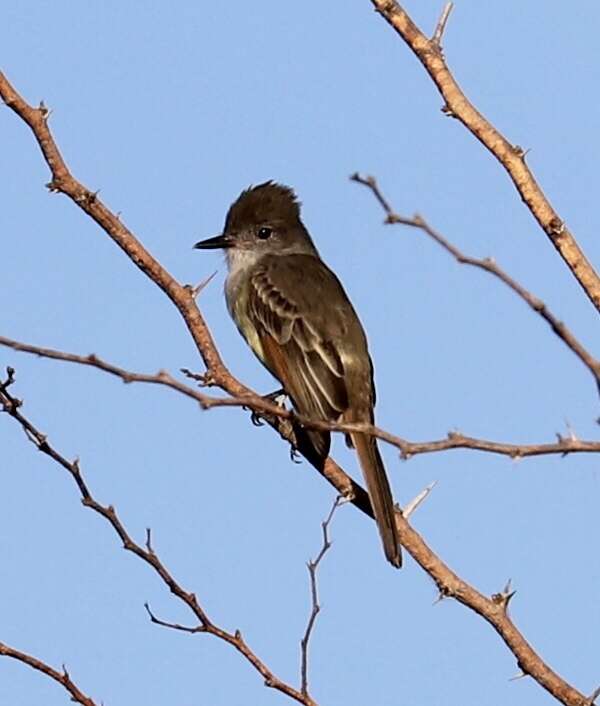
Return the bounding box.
[2,2,599,705]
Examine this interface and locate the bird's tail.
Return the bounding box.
[351,429,402,568]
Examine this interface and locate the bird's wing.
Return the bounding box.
[246,254,401,566]
[246,254,355,457]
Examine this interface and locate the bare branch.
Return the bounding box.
[2,369,591,706]
[352,173,600,393]
[0,641,97,706]
[0,372,316,706]
[368,2,600,313]
[3,335,600,461]
[300,496,341,696]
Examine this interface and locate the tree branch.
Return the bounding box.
[351,173,600,394]
[0,369,316,706]
[300,496,340,696]
[2,366,592,706]
[2,334,599,460]
[368,1,600,313]
[0,641,97,706]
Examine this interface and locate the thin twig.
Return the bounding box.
[300,496,341,695]
[368,1,600,313]
[0,370,316,706]
[351,173,600,394]
[2,335,600,460]
[0,641,98,706]
[431,2,454,46]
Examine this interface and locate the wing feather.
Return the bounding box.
[247,257,349,427]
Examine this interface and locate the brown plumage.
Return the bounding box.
[195,182,402,568]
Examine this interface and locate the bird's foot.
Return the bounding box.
[250,388,287,426]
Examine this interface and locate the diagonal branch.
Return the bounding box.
[0,641,97,706]
[368,1,600,313]
[0,369,316,706]
[351,173,600,393]
[2,334,600,460]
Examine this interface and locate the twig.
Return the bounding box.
[431,2,454,46]
[0,370,316,706]
[2,335,600,460]
[300,496,341,695]
[0,641,98,706]
[368,2,600,313]
[351,173,600,394]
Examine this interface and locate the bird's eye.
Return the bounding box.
[257,226,273,240]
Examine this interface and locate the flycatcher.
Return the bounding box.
[194,182,402,568]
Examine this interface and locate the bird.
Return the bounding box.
[194,182,402,567]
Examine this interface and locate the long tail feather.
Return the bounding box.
[352,432,402,568]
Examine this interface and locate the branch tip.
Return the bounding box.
[402,481,437,518]
[431,2,454,47]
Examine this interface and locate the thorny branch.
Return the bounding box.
[0,640,97,706]
[2,334,600,461]
[369,0,600,313]
[0,71,595,706]
[0,369,316,706]
[300,496,341,695]
[351,173,600,393]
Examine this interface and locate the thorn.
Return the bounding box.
[431,2,454,48]
[509,670,528,681]
[564,419,579,442]
[513,145,531,159]
[548,217,565,238]
[38,100,51,120]
[337,489,355,506]
[432,591,446,606]
[492,579,516,612]
[585,684,600,705]
[402,481,437,518]
[145,527,154,552]
[190,270,218,298]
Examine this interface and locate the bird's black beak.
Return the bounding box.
[193,234,233,250]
